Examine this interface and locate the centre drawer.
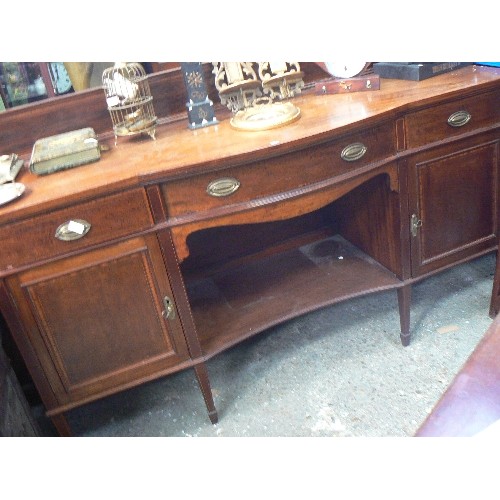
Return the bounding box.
[0,187,153,272]
[404,89,500,148]
[162,121,396,219]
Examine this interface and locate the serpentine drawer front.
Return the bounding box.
[161,121,396,219]
[0,187,153,272]
[404,89,500,148]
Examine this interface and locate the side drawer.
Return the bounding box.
[161,120,396,218]
[405,89,500,148]
[0,187,153,272]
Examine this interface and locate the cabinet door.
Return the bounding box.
[5,235,189,410]
[408,136,500,277]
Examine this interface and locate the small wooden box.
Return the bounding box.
[314,73,380,95]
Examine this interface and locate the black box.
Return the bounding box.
[372,62,472,81]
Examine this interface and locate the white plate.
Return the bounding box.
[0,182,25,206]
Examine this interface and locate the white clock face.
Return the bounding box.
[324,62,367,79]
[49,63,73,94]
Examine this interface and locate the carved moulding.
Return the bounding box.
[258,62,305,100]
[212,62,262,113]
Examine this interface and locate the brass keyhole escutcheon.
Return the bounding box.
[162,296,176,320]
[411,214,422,237]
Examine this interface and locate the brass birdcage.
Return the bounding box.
[102,62,157,145]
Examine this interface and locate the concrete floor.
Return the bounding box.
[56,253,496,437]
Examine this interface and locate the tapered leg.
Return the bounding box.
[194,362,218,424]
[397,285,412,346]
[489,250,500,319]
[51,413,72,437]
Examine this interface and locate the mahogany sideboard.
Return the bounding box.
[0,65,499,435]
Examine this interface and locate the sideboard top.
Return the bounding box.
[1,65,500,224]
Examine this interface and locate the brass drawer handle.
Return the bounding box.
[341,142,367,162]
[207,177,241,197]
[447,110,471,127]
[55,219,91,241]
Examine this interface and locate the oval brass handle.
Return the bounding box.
[341,142,367,162]
[207,177,241,197]
[55,219,91,241]
[447,110,471,127]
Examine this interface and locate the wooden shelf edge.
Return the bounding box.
[187,234,402,356]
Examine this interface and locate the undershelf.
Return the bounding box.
[186,234,402,357]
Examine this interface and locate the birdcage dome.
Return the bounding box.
[102,62,157,145]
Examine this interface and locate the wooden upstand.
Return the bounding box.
[0,65,499,435]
